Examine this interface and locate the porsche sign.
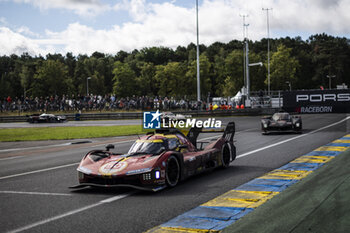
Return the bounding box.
[283,90,350,113]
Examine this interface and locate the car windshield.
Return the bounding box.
[128,140,165,155]
[272,113,290,121]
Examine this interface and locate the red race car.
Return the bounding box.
[71,122,236,192]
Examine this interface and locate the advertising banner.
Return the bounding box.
[283,89,350,113]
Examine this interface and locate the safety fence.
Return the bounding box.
[0,108,278,123]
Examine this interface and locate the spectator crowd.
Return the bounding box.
[1,95,208,113]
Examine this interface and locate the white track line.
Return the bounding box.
[0,163,79,180]
[0,143,72,153]
[237,116,350,159]
[8,191,135,233]
[0,191,72,196]
[0,138,137,153]
[0,156,24,161]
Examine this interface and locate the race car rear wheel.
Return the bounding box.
[166,155,180,187]
[221,143,232,168]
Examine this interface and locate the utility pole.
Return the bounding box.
[244,22,250,100]
[326,75,336,89]
[286,81,291,91]
[240,14,248,89]
[87,77,91,96]
[262,8,272,96]
[196,0,201,103]
[246,38,250,99]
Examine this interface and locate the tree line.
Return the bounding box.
[0,33,349,100]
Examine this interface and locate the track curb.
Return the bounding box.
[145,134,350,233]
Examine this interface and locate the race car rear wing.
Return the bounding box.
[187,122,235,149]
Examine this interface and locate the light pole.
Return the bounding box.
[326,75,335,89]
[262,8,272,96]
[196,0,200,103]
[247,62,263,99]
[285,81,291,91]
[240,14,248,89]
[86,77,91,96]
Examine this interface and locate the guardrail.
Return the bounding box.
[0,108,278,123]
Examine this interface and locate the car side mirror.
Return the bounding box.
[106,144,115,151]
[178,144,188,149]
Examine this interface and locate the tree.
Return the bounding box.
[0,34,349,100]
[269,44,300,90]
[249,52,266,92]
[84,56,107,95]
[186,53,212,99]
[137,47,175,65]
[19,65,30,98]
[32,60,72,97]
[112,61,138,97]
[309,34,350,88]
[73,55,89,95]
[212,48,227,96]
[222,50,244,96]
[155,62,187,97]
[0,73,12,99]
[64,52,76,90]
[138,62,157,96]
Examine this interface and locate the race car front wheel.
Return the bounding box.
[166,155,180,187]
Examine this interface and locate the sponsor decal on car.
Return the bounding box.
[99,161,128,175]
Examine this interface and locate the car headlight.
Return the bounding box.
[142,169,161,180]
[263,123,268,128]
[155,170,160,179]
[143,173,152,180]
[296,123,300,127]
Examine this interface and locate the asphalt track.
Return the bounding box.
[0,114,349,233]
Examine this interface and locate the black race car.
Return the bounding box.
[261,112,302,134]
[161,112,191,124]
[27,113,67,123]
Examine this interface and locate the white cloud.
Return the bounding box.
[263,0,350,36]
[0,27,54,55]
[16,26,39,37]
[2,0,350,55]
[12,0,110,16]
[0,17,8,25]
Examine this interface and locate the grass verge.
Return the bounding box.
[0,125,146,142]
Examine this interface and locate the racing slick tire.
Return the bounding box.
[165,155,180,187]
[295,123,302,134]
[221,143,232,168]
[261,123,268,135]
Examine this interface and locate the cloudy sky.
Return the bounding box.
[1,0,349,56]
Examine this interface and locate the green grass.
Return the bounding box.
[0,125,147,142]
